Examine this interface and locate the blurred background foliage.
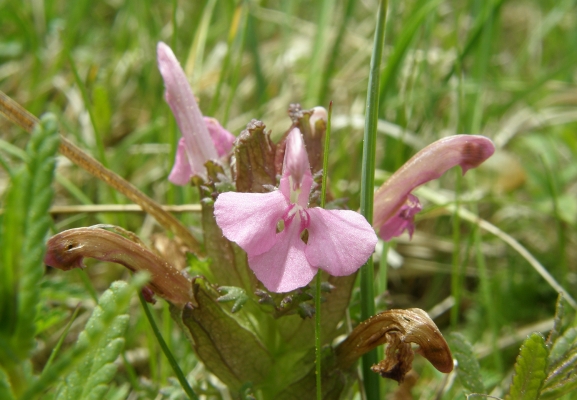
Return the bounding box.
[1,0,577,398]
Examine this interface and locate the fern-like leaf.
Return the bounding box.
[448,332,484,394]
[22,276,146,399]
[505,333,548,400]
[13,114,60,359]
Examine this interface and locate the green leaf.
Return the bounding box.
[448,332,484,394]
[173,278,274,393]
[0,366,15,400]
[505,333,548,400]
[22,277,145,399]
[56,317,129,400]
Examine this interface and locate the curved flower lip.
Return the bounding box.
[215,128,378,293]
[373,135,495,238]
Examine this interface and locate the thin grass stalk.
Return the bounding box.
[138,294,199,400]
[359,1,388,398]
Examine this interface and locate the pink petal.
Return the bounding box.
[279,128,313,207]
[168,138,194,185]
[214,190,288,257]
[305,208,378,276]
[157,42,217,181]
[204,117,235,157]
[248,219,316,292]
[378,194,422,241]
[373,135,495,234]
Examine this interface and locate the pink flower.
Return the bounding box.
[214,128,378,293]
[374,135,495,241]
[157,42,235,184]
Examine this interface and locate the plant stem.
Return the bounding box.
[138,294,199,400]
[359,0,388,398]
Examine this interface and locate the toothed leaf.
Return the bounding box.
[505,333,548,400]
[448,332,484,394]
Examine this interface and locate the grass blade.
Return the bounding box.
[359,0,388,398]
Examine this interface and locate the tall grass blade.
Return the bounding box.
[359,0,388,398]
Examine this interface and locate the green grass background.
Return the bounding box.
[1,0,577,398]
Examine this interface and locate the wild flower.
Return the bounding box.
[214,128,378,293]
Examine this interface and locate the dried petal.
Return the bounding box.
[44,226,192,308]
[335,308,453,383]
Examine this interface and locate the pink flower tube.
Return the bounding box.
[157,42,235,184]
[374,135,495,240]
